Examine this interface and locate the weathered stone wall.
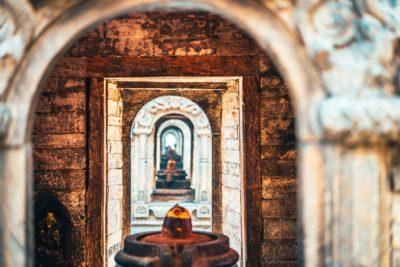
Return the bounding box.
[32,78,87,266]
[106,83,124,265]
[32,11,297,266]
[260,60,297,266]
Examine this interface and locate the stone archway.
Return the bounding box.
[0,1,325,266]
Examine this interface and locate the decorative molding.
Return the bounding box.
[298,0,400,97]
[318,97,400,143]
[0,0,34,97]
[131,96,211,136]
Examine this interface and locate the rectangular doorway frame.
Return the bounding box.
[102,77,247,266]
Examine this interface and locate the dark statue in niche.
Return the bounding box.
[35,192,72,267]
[152,122,195,202]
[36,212,63,263]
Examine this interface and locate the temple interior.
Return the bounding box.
[32,10,297,267]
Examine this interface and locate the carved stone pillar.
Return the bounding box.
[0,144,32,267]
[198,132,212,203]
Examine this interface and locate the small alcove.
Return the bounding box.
[34,192,72,267]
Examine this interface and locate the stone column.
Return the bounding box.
[0,144,32,267]
[137,133,149,203]
[198,133,211,203]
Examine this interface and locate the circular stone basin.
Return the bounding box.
[115,205,239,267]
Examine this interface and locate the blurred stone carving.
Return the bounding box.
[0,0,34,97]
[298,0,400,96]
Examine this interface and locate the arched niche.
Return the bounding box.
[156,117,193,180]
[34,192,72,267]
[131,96,212,227]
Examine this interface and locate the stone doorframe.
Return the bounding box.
[104,76,245,264]
[5,0,400,267]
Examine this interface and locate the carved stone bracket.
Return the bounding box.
[318,97,400,143]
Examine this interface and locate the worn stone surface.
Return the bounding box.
[32,77,87,266]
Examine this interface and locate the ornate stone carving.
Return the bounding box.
[131,96,211,136]
[298,0,400,96]
[319,97,400,143]
[0,0,34,97]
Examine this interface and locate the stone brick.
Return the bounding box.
[260,96,293,119]
[222,162,241,176]
[262,178,296,199]
[108,100,122,116]
[108,140,123,154]
[262,240,297,261]
[222,92,239,108]
[34,169,86,191]
[222,173,241,189]
[33,112,85,134]
[36,91,86,114]
[261,145,296,161]
[108,153,123,169]
[222,149,240,163]
[261,159,296,178]
[107,199,122,233]
[260,118,295,146]
[33,148,86,170]
[108,115,122,126]
[32,134,85,149]
[263,219,296,240]
[108,87,121,101]
[222,108,240,126]
[107,125,122,141]
[222,138,240,150]
[105,18,158,39]
[108,169,123,186]
[108,185,123,201]
[262,198,297,219]
[222,126,238,139]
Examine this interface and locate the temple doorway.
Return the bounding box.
[31,10,297,267]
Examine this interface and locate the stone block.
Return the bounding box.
[108,100,122,116]
[108,153,123,169]
[263,219,296,240]
[222,149,240,163]
[108,168,123,186]
[107,199,122,233]
[222,108,240,127]
[261,145,296,161]
[32,133,85,149]
[107,125,122,141]
[222,92,239,108]
[33,112,85,134]
[262,178,296,199]
[222,138,240,150]
[33,148,86,170]
[222,187,242,213]
[108,140,123,154]
[262,198,296,219]
[108,115,122,126]
[108,185,123,201]
[105,18,158,39]
[222,173,241,189]
[222,126,238,139]
[262,240,297,261]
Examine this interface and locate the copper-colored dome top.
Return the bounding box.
[140,204,212,245]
